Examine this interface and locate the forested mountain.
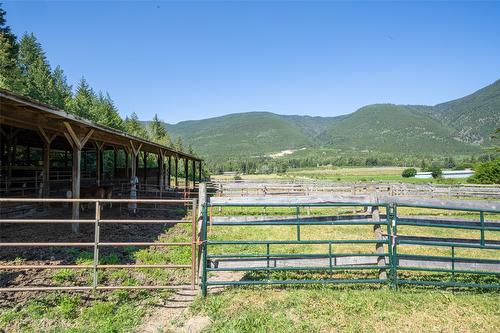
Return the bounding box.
[165,80,500,159]
[165,112,322,156]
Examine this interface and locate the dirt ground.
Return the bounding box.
[0,202,190,306]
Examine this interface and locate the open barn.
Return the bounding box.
[0,89,205,296]
[0,88,203,222]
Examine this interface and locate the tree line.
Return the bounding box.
[0,5,194,156]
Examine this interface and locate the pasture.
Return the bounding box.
[212,166,466,184]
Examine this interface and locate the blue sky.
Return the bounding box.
[4,1,500,123]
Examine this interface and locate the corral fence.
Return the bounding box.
[0,198,198,292]
[200,198,500,296]
[212,181,500,200]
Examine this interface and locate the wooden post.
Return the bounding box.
[129,141,142,181]
[143,151,148,185]
[124,148,129,180]
[72,148,81,233]
[38,127,57,197]
[95,143,102,186]
[192,159,196,189]
[63,122,94,233]
[158,150,164,190]
[184,158,189,190]
[175,156,179,188]
[167,155,171,188]
[371,194,387,280]
[113,148,117,180]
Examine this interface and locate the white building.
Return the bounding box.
[415,169,475,179]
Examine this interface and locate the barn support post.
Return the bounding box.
[128,141,142,213]
[184,158,189,191]
[167,155,171,188]
[158,150,165,191]
[94,141,104,187]
[71,148,81,233]
[175,156,179,188]
[113,148,117,181]
[142,151,147,185]
[37,127,57,197]
[63,122,94,233]
[192,160,196,189]
[124,147,130,180]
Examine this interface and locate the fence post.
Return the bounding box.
[201,203,208,297]
[197,183,207,280]
[191,198,197,290]
[93,200,100,290]
[371,194,387,280]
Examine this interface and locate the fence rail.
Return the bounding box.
[0,197,198,292]
[200,200,500,296]
[212,181,500,199]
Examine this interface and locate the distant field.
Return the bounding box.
[213,166,466,184]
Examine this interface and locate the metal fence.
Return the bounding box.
[200,201,500,296]
[0,198,198,292]
[393,203,500,289]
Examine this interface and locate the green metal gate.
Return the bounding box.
[200,201,500,296]
[391,203,500,289]
[201,202,392,296]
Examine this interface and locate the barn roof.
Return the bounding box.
[0,88,202,161]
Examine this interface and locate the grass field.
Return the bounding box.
[212,166,467,184]
[2,204,498,332]
[187,286,500,332]
[183,203,500,332]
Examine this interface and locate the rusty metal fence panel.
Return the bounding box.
[0,198,198,292]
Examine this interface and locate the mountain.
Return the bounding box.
[319,104,477,154]
[430,79,500,145]
[161,79,500,158]
[165,112,326,157]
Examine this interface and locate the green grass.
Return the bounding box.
[0,291,148,333]
[0,221,193,333]
[190,286,500,332]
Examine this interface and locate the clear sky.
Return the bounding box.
[3,1,500,123]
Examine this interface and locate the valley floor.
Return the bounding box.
[212,166,466,184]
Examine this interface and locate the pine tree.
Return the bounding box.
[92,92,125,130]
[65,77,98,121]
[0,4,21,91]
[149,113,171,145]
[52,65,72,109]
[124,112,149,139]
[18,33,57,104]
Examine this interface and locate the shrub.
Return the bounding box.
[428,166,442,179]
[468,158,500,184]
[401,168,417,178]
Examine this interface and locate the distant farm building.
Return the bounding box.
[415,169,474,179]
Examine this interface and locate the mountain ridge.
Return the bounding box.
[158,79,500,158]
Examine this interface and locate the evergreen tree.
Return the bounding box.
[175,137,184,152]
[92,92,125,130]
[149,113,171,145]
[66,77,97,121]
[124,112,149,139]
[18,33,57,104]
[0,4,21,91]
[52,65,72,109]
